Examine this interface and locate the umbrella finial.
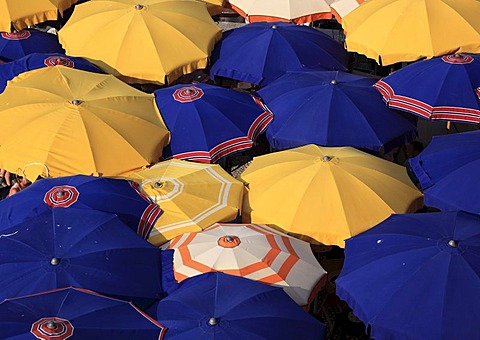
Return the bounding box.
[330,79,338,85]
[50,257,60,266]
[135,4,144,9]
[71,100,82,105]
[208,317,219,326]
[447,240,458,248]
[322,155,333,162]
[271,25,277,29]
[56,190,66,198]
[47,320,57,330]
[154,181,164,188]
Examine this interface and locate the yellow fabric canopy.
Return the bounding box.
[241,144,423,247]
[0,66,170,181]
[129,159,245,246]
[342,0,480,65]
[0,0,78,32]
[58,0,222,84]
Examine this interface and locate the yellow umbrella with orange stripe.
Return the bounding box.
[129,159,245,246]
[164,222,327,307]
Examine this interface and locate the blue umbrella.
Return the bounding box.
[408,130,480,213]
[154,83,273,163]
[0,175,162,239]
[374,54,480,124]
[257,70,417,153]
[0,207,169,303]
[0,30,64,62]
[152,272,325,339]
[336,211,480,340]
[0,287,166,339]
[0,53,104,93]
[209,22,349,87]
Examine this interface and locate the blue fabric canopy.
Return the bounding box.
[154,83,272,163]
[210,22,349,86]
[336,211,480,340]
[0,53,104,93]
[0,30,64,62]
[0,287,166,339]
[374,54,480,124]
[0,208,168,303]
[257,70,417,153]
[0,175,162,239]
[408,130,480,213]
[153,272,326,339]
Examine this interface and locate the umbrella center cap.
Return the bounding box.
[330,79,338,85]
[56,190,66,198]
[218,235,241,248]
[271,25,277,29]
[47,321,57,330]
[71,100,82,105]
[135,4,144,9]
[447,240,457,248]
[208,317,219,326]
[50,257,60,266]
[154,181,164,188]
[322,155,333,162]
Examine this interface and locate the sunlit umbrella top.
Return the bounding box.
[0,66,170,181]
[226,0,333,24]
[130,159,245,246]
[241,144,423,247]
[58,0,222,84]
[342,0,480,65]
[0,0,78,32]
[164,222,327,306]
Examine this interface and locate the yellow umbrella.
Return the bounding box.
[0,0,78,32]
[58,0,222,85]
[129,159,245,246]
[342,0,480,66]
[241,144,423,247]
[0,65,170,181]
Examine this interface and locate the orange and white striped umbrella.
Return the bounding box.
[164,223,327,306]
[330,0,365,23]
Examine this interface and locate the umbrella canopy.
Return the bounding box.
[129,159,245,246]
[0,207,168,303]
[210,22,349,86]
[0,52,104,93]
[330,0,364,23]
[0,65,170,181]
[0,0,78,32]
[408,130,480,214]
[0,29,64,62]
[58,0,222,85]
[154,272,326,339]
[241,144,423,247]
[0,175,162,239]
[225,0,333,24]
[336,211,480,340]
[164,223,326,306]
[257,70,417,153]
[374,54,480,124]
[154,83,273,163]
[0,287,166,339]
[342,0,480,66]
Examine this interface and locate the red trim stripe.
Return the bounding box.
[171,106,273,163]
[374,80,480,123]
[129,181,163,239]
